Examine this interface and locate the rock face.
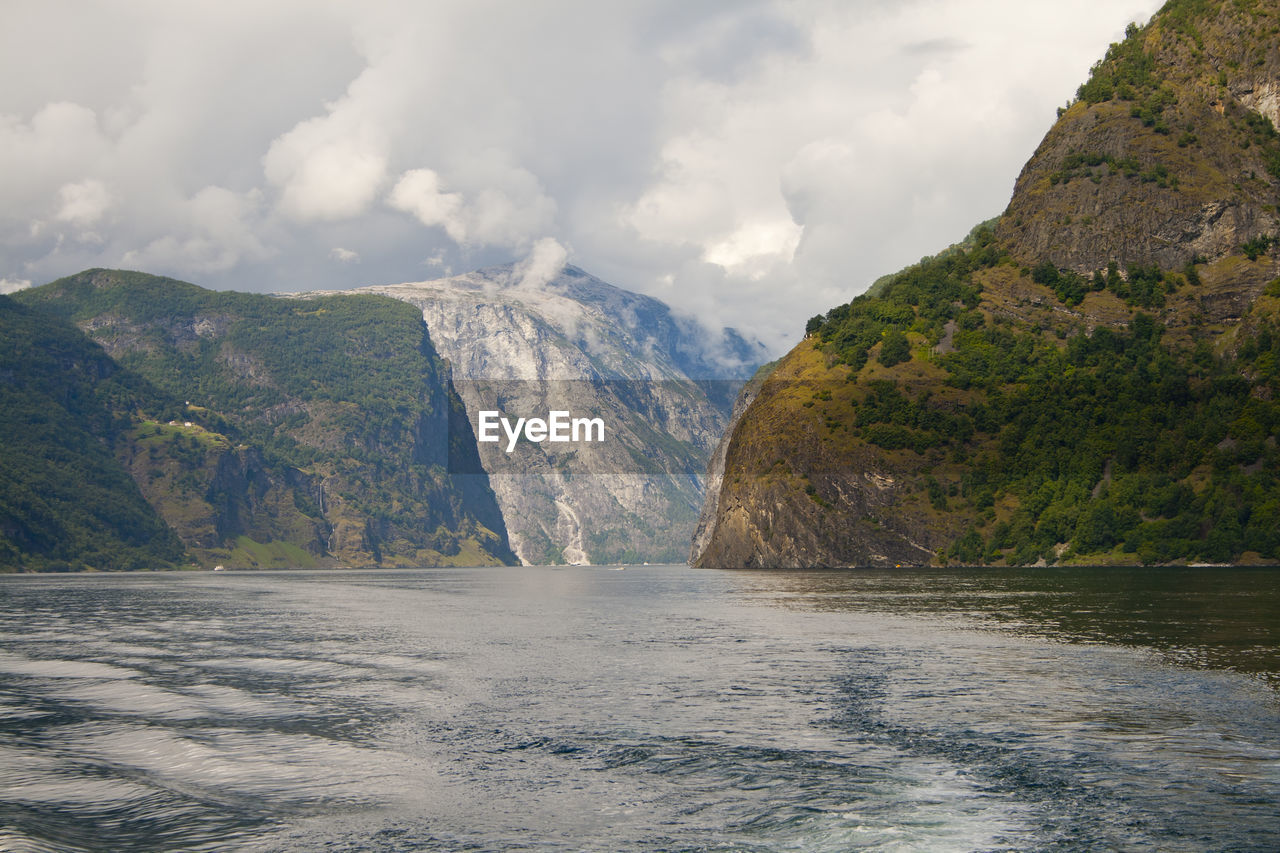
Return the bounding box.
[691,348,951,569]
[998,4,1280,276]
[355,264,765,565]
[16,269,516,569]
[688,363,771,563]
[694,0,1280,569]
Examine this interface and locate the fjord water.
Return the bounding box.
[1,568,1278,852]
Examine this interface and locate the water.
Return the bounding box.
[1,566,1277,852]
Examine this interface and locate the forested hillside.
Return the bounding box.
[0,295,186,570]
[694,0,1280,568]
[8,270,515,570]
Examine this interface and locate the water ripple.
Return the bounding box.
[1,567,1277,851]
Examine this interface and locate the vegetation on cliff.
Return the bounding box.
[8,270,516,570]
[0,295,186,570]
[799,242,1280,565]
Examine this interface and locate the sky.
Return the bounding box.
[1,0,1164,354]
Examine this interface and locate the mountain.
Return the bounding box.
[11,269,515,569]
[348,263,766,564]
[0,295,186,571]
[693,0,1280,568]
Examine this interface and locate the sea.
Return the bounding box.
[1,565,1278,852]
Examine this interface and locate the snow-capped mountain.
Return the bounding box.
[352,263,765,564]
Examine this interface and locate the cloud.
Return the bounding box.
[0,0,1165,352]
[263,115,386,222]
[388,168,466,242]
[0,277,32,294]
[514,237,568,290]
[0,102,110,234]
[330,247,360,263]
[388,158,556,250]
[55,179,110,227]
[121,185,266,274]
[702,218,802,280]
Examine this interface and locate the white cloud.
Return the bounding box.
[388,168,466,242]
[514,237,569,290]
[388,159,556,250]
[703,218,802,279]
[122,185,266,273]
[0,103,110,229]
[464,181,556,249]
[263,116,386,222]
[0,277,32,294]
[0,0,1166,351]
[330,247,360,263]
[55,178,110,226]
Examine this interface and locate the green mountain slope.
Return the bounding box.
[0,295,187,571]
[694,0,1280,568]
[13,269,516,569]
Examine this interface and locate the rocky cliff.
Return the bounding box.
[1000,4,1280,277]
[688,361,774,564]
[352,263,765,564]
[694,0,1280,569]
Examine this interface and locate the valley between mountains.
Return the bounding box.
[1,264,762,570]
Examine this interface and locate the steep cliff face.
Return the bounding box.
[695,0,1280,569]
[688,362,773,563]
[692,346,965,569]
[999,1,1280,280]
[17,269,516,569]
[354,264,765,565]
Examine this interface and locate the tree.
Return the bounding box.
[879,329,910,366]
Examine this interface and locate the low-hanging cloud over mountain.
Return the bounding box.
[0,0,1161,353]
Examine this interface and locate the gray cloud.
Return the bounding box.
[901,37,968,57]
[0,0,1163,354]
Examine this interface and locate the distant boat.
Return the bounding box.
[213,565,225,572]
